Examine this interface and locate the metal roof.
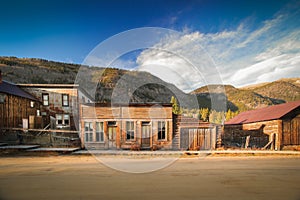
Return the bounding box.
[0,81,38,101]
[226,100,300,125]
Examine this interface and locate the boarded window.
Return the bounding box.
[126,121,135,140]
[158,121,166,140]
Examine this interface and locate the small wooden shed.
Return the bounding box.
[173,115,219,150]
[0,80,41,128]
[224,100,300,150]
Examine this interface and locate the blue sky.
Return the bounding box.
[0,0,299,90]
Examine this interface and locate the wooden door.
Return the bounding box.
[141,125,151,147]
[108,126,117,149]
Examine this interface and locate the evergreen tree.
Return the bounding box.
[170,96,182,115]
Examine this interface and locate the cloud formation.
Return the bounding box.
[136,3,300,91]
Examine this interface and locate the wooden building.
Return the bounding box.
[80,103,173,150]
[18,84,93,130]
[173,115,219,150]
[0,80,42,129]
[224,100,300,150]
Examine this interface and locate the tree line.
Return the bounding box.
[171,96,239,124]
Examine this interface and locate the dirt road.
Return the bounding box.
[0,155,299,200]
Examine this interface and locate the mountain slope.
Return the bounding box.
[245,79,300,102]
[0,56,191,106]
[1,56,299,112]
[191,84,277,111]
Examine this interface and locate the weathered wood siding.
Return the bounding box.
[223,121,274,149]
[21,87,79,130]
[282,114,300,145]
[180,127,216,150]
[80,104,173,150]
[81,105,172,120]
[0,94,40,128]
[224,117,300,149]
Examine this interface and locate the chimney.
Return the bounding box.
[0,70,2,84]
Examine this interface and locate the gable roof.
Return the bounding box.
[0,81,38,101]
[226,100,300,125]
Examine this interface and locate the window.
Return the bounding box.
[126,121,135,140]
[64,114,69,125]
[56,114,63,125]
[62,94,69,107]
[108,121,117,126]
[96,122,104,142]
[42,93,49,106]
[30,101,35,108]
[56,114,70,126]
[84,122,93,142]
[158,121,166,140]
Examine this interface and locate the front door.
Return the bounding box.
[141,124,151,148]
[108,126,117,149]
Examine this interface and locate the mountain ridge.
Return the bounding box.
[1,56,299,112]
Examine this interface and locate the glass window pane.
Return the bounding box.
[85,133,89,142]
[96,132,100,141]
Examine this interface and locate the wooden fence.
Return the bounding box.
[0,128,80,147]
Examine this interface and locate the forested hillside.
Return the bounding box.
[1,56,299,123]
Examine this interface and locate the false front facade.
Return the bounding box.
[80,103,173,150]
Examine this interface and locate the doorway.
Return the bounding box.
[141,122,151,148]
[108,126,117,149]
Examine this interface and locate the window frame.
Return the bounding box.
[62,94,69,107]
[84,122,93,143]
[95,121,104,142]
[30,101,35,108]
[157,121,166,141]
[56,114,70,127]
[42,93,49,106]
[126,121,135,141]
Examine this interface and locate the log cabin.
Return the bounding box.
[224,100,300,150]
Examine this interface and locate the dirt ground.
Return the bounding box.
[0,154,299,200]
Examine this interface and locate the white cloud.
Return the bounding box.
[136,4,300,91]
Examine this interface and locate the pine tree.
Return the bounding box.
[170,96,182,115]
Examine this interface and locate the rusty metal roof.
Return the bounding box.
[0,81,38,101]
[226,100,300,125]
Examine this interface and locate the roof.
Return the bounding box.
[17,83,79,88]
[83,102,172,107]
[226,100,300,125]
[0,81,38,101]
